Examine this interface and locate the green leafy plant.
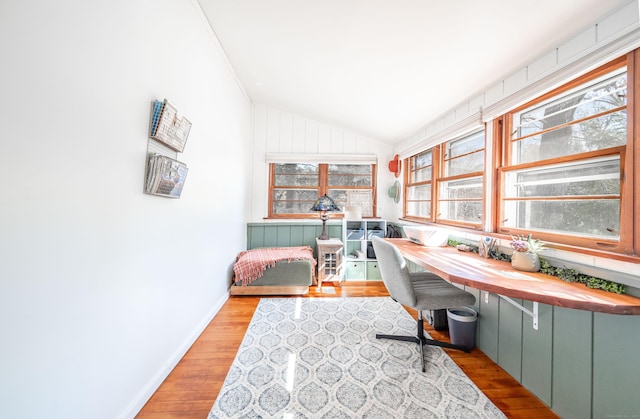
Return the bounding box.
[448,238,514,262]
[539,258,625,294]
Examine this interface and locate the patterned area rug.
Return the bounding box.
[208,297,505,418]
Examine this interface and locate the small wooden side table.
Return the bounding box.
[316,238,344,289]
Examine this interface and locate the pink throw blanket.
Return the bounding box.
[233,246,316,286]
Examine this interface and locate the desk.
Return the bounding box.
[389,238,640,316]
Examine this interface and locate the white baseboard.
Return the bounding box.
[118,291,230,419]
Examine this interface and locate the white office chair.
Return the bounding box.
[372,236,476,372]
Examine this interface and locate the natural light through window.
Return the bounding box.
[285,353,296,392]
[294,298,302,319]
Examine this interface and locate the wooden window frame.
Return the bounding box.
[267,163,377,219]
[403,149,435,223]
[401,49,640,260]
[403,130,486,229]
[435,130,485,229]
[497,53,636,255]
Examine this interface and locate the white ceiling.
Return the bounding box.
[198,0,628,143]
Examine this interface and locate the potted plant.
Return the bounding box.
[510,234,545,272]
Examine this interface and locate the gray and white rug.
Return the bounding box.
[208,297,504,418]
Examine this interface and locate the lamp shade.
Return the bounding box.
[310,194,340,212]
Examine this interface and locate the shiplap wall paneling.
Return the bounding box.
[464,287,481,317]
[278,112,293,152]
[291,115,306,153]
[592,312,640,418]
[521,301,553,406]
[330,129,345,153]
[247,222,342,250]
[476,289,500,363]
[318,124,332,154]
[304,118,319,154]
[264,106,279,151]
[552,308,593,419]
[247,224,266,249]
[497,298,524,382]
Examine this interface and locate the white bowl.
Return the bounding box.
[402,225,449,247]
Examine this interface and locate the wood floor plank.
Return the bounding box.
[136,283,558,418]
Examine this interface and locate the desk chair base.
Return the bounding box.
[376,313,471,372]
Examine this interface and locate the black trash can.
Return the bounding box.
[446,307,477,349]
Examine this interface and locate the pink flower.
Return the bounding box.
[510,234,546,253]
[510,239,529,252]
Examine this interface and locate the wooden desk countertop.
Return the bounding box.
[388,238,640,315]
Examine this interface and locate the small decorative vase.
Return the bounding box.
[511,251,540,272]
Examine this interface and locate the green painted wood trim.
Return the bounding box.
[498,298,524,381]
[521,302,553,405]
[477,290,500,362]
[592,313,640,418]
[552,307,592,419]
[247,222,341,250]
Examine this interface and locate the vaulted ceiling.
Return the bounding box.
[198,0,628,143]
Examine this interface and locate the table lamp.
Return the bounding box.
[310,194,340,240]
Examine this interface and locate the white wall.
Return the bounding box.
[249,103,401,222]
[0,1,251,418]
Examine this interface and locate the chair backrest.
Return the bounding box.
[371,236,417,308]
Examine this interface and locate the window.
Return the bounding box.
[271,163,320,215]
[402,50,640,257]
[499,57,632,252]
[437,131,485,226]
[269,163,376,218]
[406,150,433,219]
[405,129,485,227]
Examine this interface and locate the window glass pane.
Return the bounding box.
[327,189,348,209]
[272,189,319,214]
[513,110,627,164]
[443,130,484,177]
[406,201,431,218]
[413,167,432,182]
[504,157,620,198]
[414,151,432,167]
[328,164,372,187]
[328,175,371,187]
[502,156,620,238]
[275,174,319,187]
[328,164,370,174]
[274,163,319,187]
[444,150,484,176]
[411,151,432,182]
[502,200,619,239]
[446,131,484,158]
[514,71,627,138]
[512,70,627,164]
[274,163,319,175]
[408,184,431,200]
[438,201,482,223]
[406,185,431,218]
[439,177,483,199]
[438,176,482,223]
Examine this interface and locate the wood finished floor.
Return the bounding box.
[136,282,559,418]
